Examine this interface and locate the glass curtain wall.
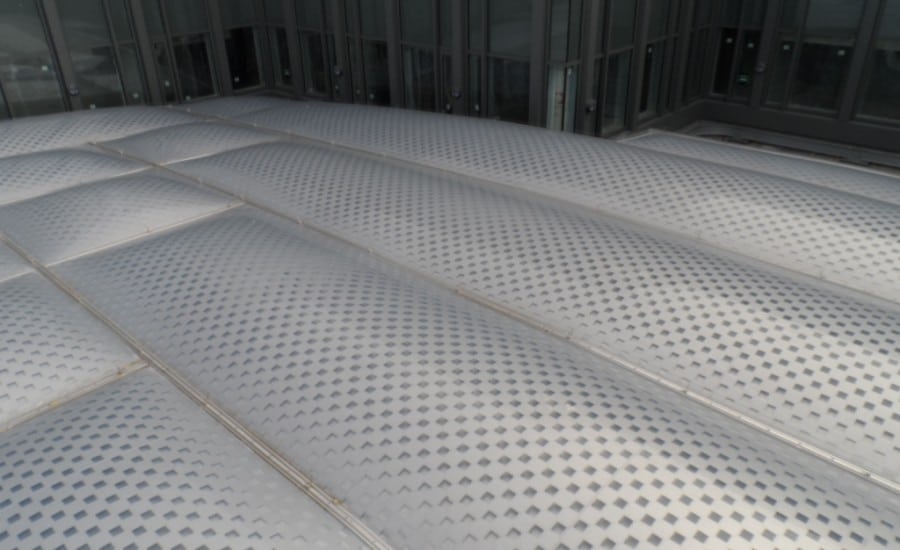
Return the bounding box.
[399,0,453,112]
[764,0,865,112]
[468,0,532,123]
[590,0,637,135]
[0,0,66,117]
[296,0,337,98]
[711,0,766,101]
[345,0,390,105]
[545,0,581,131]
[220,0,264,91]
[682,0,712,102]
[639,0,680,119]
[858,0,900,121]
[264,0,292,90]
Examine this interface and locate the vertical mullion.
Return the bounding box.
[671,0,695,111]
[101,0,130,105]
[451,0,465,114]
[751,0,784,107]
[207,0,233,95]
[255,0,275,90]
[626,0,651,128]
[129,0,163,104]
[528,0,549,125]
[283,0,307,98]
[386,0,403,106]
[782,0,811,107]
[837,0,881,121]
[699,2,722,98]
[576,0,602,133]
[40,0,82,110]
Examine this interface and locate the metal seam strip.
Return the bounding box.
[88,142,900,497]
[185,108,900,312]
[0,232,394,550]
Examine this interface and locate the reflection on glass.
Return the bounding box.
[488,57,529,122]
[790,41,851,110]
[57,0,108,48]
[164,0,209,35]
[401,0,433,44]
[489,0,531,57]
[732,31,760,100]
[108,0,135,41]
[271,28,292,87]
[546,65,577,131]
[71,45,124,108]
[804,0,865,34]
[225,27,261,89]
[859,0,900,119]
[713,29,737,94]
[172,34,217,100]
[359,0,387,38]
[302,32,329,94]
[363,41,390,104]
[118,43,146,104]
[152,41,177,102]
[765,39,793,104]
[403,46,436,110]
[0,0,66,117]
[608,0,636,50]
[602,51,630,134]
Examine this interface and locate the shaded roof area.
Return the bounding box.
[0,98,898,549]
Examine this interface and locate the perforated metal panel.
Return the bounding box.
[99,121,279,165]
[0,243,31,283]
[0,273,137,430]
[170,141,900,483]
[0,368,365,549]
[235,103,900,304]
[0,148,145,207]
[55,209,900,549]
[624,131,900,207]
[173,95,300,118]
[0,171,238,264]
[0,106,196,158]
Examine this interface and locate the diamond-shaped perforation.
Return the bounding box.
[99,121,278,164]
[0,273,136,428]
[173,95,300,118]
[0,106,196,158]
[0,148,145,206]
[236,103,900,303]
[0,171,237,264]
[0,369,364,549]
[56,209,900,549]
[626,132,900,207]
[171,141,900,481]
[0,243,31,283]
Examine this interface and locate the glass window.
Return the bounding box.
[693,0,711,27]
[779,0,805,31]
[0,85,8,119]
[646,0,670,39]
[57,0,108,48]
[0,0,66,117]
[151,41,177,102]
[143,0,166,37]
[609,0,636,50]
[224,27,261,89]
[546,64,577,131]
[264,0,283,24]
[744,0,766,28]
[118,43,147,103]
[683,28,708,100]
[301,32,329,94]
[549,0,580,63]
[859,0,900,119]
[640,41,664,115]
[403,46,436,110]
[401,0,433,44]
[172,34,217,99]
[804,0,865,34]
[766,38,794,104]
[469,0,484,50]
[602,51,631,133]
[362,41,390,104]
[359,0,387,38]
[297,0,324,28]
[713,29,737,94]
[732,30,760,100]
[468,54,481,114]
[721,0,742,27]
[487,57,529,122]
[790,41,852,110]
[58,0,126,108]
[440,0,452,48]
[108,0,136,41]
[488,0,531,57]
[164,0,210,35]
[271,27,292,87]
[221,0,258,28]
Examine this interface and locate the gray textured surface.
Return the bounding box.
[0,170,238,264]
[0,273,137,429]
[173,95,299,118]
[55,209,900,549]
[0,148,145,206]
[171,140,900,482]
[0,369,365,549]
[624,131,900,207]
[0,106,195,158]
[0,243,31,283]
[99,121,278,164]
[235,103,900,303]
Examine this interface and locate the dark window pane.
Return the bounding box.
[264,0,283,24]
[172,34,217,99]
[766,39,794,104]
[602,51,630,133]
[152,41,177,102]
[271,27,293,87]
[790,41,852,110]
[640,41,664,115]
[440,0,452,48]
[71,45,125,108]
[0,0,66,117]
[362,40,390,104]
[487,57,529,122]
[549,0,570,62]
[301,31,328,94]
[732,30,760,100]
[401,0,433,44]
[744,0,766,28]
[440,53,452,109]
[108,0,136,42]
[609,0,636,50]
[469,0,483,50]
[693,0,711,27]
[359,0,387,39]
[468,54,481,114]
[402,46,436,110]
[721,0,742,27]
[713,29,737,94]
[779,0,805,31]
[877,0,900,41]
[118,43,147,104]
[221,0,258,28]
[546,64,577,131]
[225,27,261,89]
[0,86,8,119]
[143,0,166,38]
[296,0,323,28]
[861,49,900,119]
[164,0,210,34]
[646,0,670,38]
[683,28,708,100]
[57,0,110,48]
[804,0,865,34]
[489,0,531,57]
